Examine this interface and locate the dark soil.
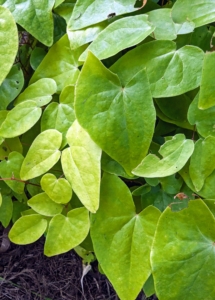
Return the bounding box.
[0,227,157,300]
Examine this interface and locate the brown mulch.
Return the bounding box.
[0,227,157,300]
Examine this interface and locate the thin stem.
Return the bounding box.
[0,177,40,187]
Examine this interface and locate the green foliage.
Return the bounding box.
[1,1,215,299]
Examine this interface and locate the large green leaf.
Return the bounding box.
[189,137,215,192]
[172,0,215,28]
[0,65,24,110]
[198,52,215,109]
[91,173,161,300]
[41,173,72,204]
[0,152,24,194]
[75,52,155,174]
[28,192,63,216]
[132,134,194,178]
[15,78,57,107]
[0,0,55,46]
[0,6,18,85]
[0,101,42,138]
[188,92,215,138]
[61,120,101,213]
[79,15,155,61]
[67,21,107,50]
[30,34,85,93]
[147,8,176,40]
[20,129,62,181]
[9,215,47,244]
[44,207,90,256]
[110,40,204,97]
[68,0,138,30]
[151,200,215,300]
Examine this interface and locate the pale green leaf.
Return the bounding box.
[67,21,107,50]
[28,192,63,216]
[0,193,2,207]
[41,173,72,204]
[44,207,90,256]
[0,6,18,85]
[147,9,176,40]
[68,0,138,30]
[15,78,57,107]
[41,102,75,148]
[199,52,215,109]
[79,15,155,61]
[61,120,101,213]
[59,85,74,106]
[172,0,215,28]
[30,34,85,93]
[20,129,62,181]
[132,134,194,178]
[151,200,215,300]
[0,195,13,227]
[75,52,155,174]
[189,137,215,192]
[0,101,42,138]
[0,152,24,194]
[0,0,55,46]
[9,215,47,244]
[54,2,74,23]
[111,40,204,97]
[0,65,24,110]
[91,173,161,300]
[188,92,215,138]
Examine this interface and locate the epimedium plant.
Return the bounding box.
[1,0,215,299]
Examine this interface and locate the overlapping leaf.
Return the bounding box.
[30,34,85,93]
[28,193,63,216]
[151,200,215,300]
[44,207,90,256]
[111,40,204,97]
[75,52,156,174]
[91,173,161,300]
[68,0,138,30]
[20,130,62,181]
[132,134,194,178]
[61,120,101,213]
[15,78,57,107]
[79,15,155,61]
[0,6,18,85]
[0,0,55,46]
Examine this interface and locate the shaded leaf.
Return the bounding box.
[0,195,13,227]
[0,137,23,160]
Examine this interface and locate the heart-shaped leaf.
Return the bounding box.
[27,192,63,216]
[132,134,194,178]
[20,129,62,181]
[75,52,155,174]
[44,207,90,256]
[151,200,215,300]
[9,214,47,244]
[61,120,101,213]
[41,173,72,204]
[91,173,161,300]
